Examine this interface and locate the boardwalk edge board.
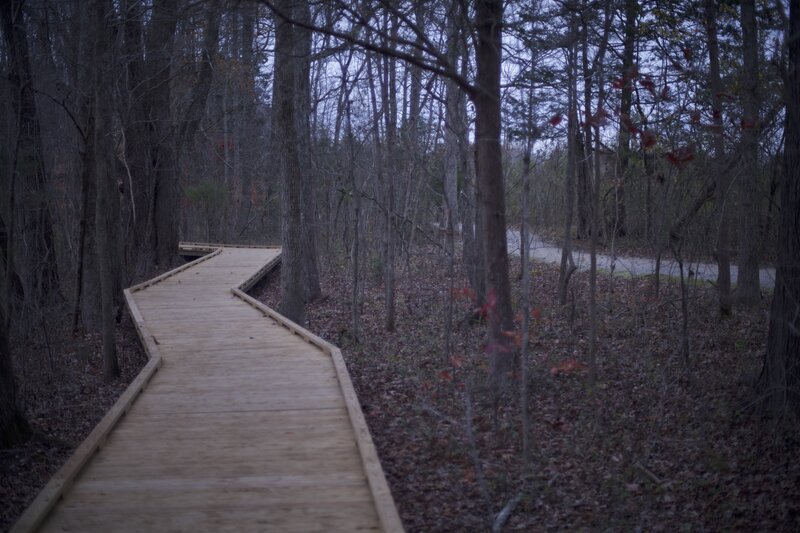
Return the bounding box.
[11,292,165,533]
[231,288,405,533]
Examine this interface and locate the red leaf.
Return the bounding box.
[531,307,542,321]
[588,108,610,127]
[452,287,476,300]
[639,77,657,97]
[611,77,625,90]
[620,113,640,134]
[549,113,563,127]
[550,359,588,377]
[665,145,695,167]
[641,130,657,148]
[690,111,701,124]
[682,47,693,62]
[501,329,522,348]
[438,369,453,382]
[741,119,756,129]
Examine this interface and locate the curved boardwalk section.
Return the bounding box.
[14,245,402,532]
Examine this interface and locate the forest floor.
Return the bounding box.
[258,246,798,532]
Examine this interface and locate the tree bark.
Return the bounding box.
[0,315,28,447]
[0,0,60,304]
[559,17,579,305]
[576,122,591,239]
[146,0,179,267]
[382,16,398,333]
[443,1,461,248]
[474,0,514,391]
[737,0,761,306]
[0,109,28,448]
[273,0,305,324]
[614,0,637,238]
[121,0,149,270]
[92,0,120,381]
[705,0,733,316]
[758,0,800,418]
[456,45,484,305]
[77,113,101,332]
[295,0,322,302]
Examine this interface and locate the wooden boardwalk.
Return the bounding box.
[13,245,402,532]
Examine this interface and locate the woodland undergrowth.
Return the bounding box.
[259,244,798,532]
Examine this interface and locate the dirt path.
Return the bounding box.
[508,230,776,289]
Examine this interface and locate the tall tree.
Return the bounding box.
[475,0,515,390]
[273,0,306,324]
[146,0,179,267]
[758,0,800,418]
[558,10,579,305]
[120,0,149,268]
[614,0,638,238]
[0,0,60,303]
[0,121,28,448]
[704,0,733,316]
[295,0,322,303]
[737,0,761,306]
[92,0,120,381]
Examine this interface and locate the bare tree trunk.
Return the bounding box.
[520,92,535,461]
[72,5,103,332]
[583,0,612,388]
[381,17,398,333]
[576,133,591,240]
[296,0,322,302]
[758,0,800,418]
[705,0,733,316]
[444,7,460,243]
[0,112,29,448]
[0,0,60,303]
[0,315,28,447]
[92,0,119,381]
[559,17,578,305]
[458,44,484,305]
[77,117,101,332]
[121,0,146,253]
[475,0,514,392]
[177,0,222,151]
[273,0,305,324]
[345,96,361,341]
[147,0,179,267]
[737,0,761,307]
[614,0,637,238]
